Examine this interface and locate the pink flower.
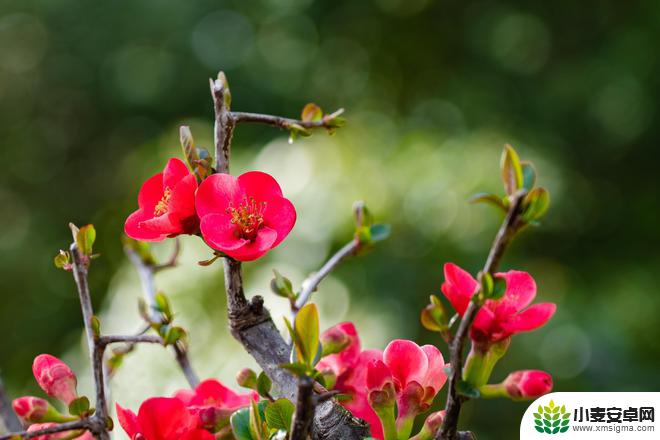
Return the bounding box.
[32,355,78,405]
[173,379,257,431]
[26,423,93,440]
[195,171,296,261]
[378,340,447,416]
[441,263,556,346]
[116,398,214,440]
[317,323,384,439]
[504,370,553,399]
[12,396,50,423]
[125,158,199,241]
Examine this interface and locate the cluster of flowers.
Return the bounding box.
[125,158,296,261]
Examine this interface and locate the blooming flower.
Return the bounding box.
[195,171,296,261]
[32,355,78,405]
[125,158,199,241]
[503,370,553,399]
[173,379,257,431]
[441,263,556,346]
[116,398,214,440]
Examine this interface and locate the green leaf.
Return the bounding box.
[54,250,71,269]
[369,224,391,242]
[91,316,101,338]
[522,187,550,223]
[420,299,449,333]
[256,372,272,398]
[500,144,524,196]
[76,225,96,256]
[265,399,294,431]
[491,277,507,300]
[301,103,323,122]
[179,125,198,170]
[533,413,541,419]
[270,270,295,300]
[456,380,480,399]
[560,426,569,433]
[231,407,253,440]
[154,292,172,319]
[68,396,90,417]
[279,362,309,377]
[164,326,186,345]
[521,161,537,191]
[535,427,544,433]
[249,400,267,440]
[468,192,508,212]
[295,303,320,367]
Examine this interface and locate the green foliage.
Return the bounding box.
[264,399,294,432]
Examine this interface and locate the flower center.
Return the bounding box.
[227,196,266,241]
[154,187,172,216]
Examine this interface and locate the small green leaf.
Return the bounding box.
[164,327,186,346]
[480,272,494,298]
[54,250,71,269]
[294,303,320,367]
[560,426,569,433]
[535,427,544,433]
[231,407,253,440]
[420,299,449,333]
[491,277,507,300]
[521,161,537,191]
[369,224,391,242]
[469,192,508,212]
[68,396,90,417]
[301,103,323,122]
[500,144,524,196]
[248,400,267,440]
[270,270,295,300]
[91,316,101,338]
[265,399,295,431]
[279,362,309,377]
[154,292,172,319]
[256,372,272,398]
[76,225,96,256]
[522,187,550,223]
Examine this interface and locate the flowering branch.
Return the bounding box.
[294,238,359,314]
[0,375,22,432]
[210,71,369,440]
[438,190,527,440]
[0,419,92,440]
[232,109,344,131]
[69,243,111,440]
[123,241,200,388]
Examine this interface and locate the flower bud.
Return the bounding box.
[320,327,351,357]
[504,370,553,400]
[13,396,49,423]
[236,368,258,390]
[412,411,446,440]
[32,354,78,405]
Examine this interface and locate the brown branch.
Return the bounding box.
[211,71,369,440]
[124,243,200,388]
[98,334,163,346]
[0,419,93,440]
[438,190,527,440]
[69,245,110,440]
[290,376,315,440]
[294,239,359,314]
[0,374,22,432]
[231,109,344,131]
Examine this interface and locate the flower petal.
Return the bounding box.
[502,303,556,335]
[186,379,256,412]
[179,430,216,440]
[366,359,393,391]
[168,174,198,221]
[470,306,497,342]
[196,173,242,218]
[420,345,447,396]
[137,172,165,211]
[137,397,197,440]
[495,270,537,312]
[116,403,141,438]
[263,197,296,247]
[441,263,478,316]
[237,171,284,201]
[383,340,428,389]
[225,226,278,261]
[139,212,180,236]
[317,322,361,378]
[125,209,168,241]
[200,213,247,252]
[162,158,191,189]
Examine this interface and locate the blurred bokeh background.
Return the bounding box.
[1,0,659,438]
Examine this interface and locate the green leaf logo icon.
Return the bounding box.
[532,400,570,434]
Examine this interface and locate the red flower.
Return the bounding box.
[377,340,447,416]
[116,398,214,440]
[173,379,257,431]
[125,158,198,241]
[317,323,384,439]
[441,263,556,346]
[504,370,553,399]
[195,171,296,261]
[32,355,78,405]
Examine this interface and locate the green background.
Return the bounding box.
[1,1,658,438]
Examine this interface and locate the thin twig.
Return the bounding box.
[69,245,110,440]
[98,334,163,347]
[0,419,93,440]
[210,71,369,440]
[290,376,315,440]
[0,374,22,432]
[124,244,200,388]
[231,109,344,131]
[294,239,359,314]
[438,190,527,440]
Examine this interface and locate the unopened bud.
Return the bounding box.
[32,354,78,405]
[504,370,553,400]
[13,396,49,423]
[236,368,258,390]
[320,327,351,357]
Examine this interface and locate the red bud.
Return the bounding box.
[504,370,553,399]
[32,354,78,405]
[13,396,49,423]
